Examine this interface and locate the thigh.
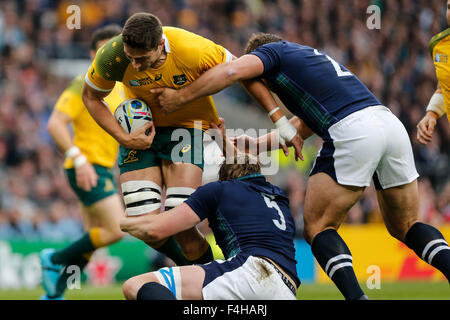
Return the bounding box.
[128,265,205,300]
[376,179,419,241]
[162,160,203,189]
[83,193,125,232]
[304,172,365,242]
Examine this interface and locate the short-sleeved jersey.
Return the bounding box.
[251,41,382,137]
[54,74,126,169]
[429,29,450,122]
[185,175,300,287]
[85,27,232,130]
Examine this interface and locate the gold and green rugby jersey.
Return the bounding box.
[430,28,450,122]
[85,27,232,130]
[54,74,126,169]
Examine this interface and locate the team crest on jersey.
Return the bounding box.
[173,74,187,85]
[435,53,448,63]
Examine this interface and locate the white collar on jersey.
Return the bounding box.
[162,34,171,53]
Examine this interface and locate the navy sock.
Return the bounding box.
[51,232,96,265]
[404,222,450,282]
[311,229,366,300]
[136,282,176,300]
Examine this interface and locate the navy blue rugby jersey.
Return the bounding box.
[185,174,299,287]
[251,41,382,137]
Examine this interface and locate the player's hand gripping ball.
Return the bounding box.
[114,99,152,133]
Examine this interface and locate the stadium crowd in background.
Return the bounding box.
[0,0,449,241]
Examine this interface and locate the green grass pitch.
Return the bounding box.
[0,282,448,300]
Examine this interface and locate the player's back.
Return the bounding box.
[187,175,299,287]
[252,41,381,136]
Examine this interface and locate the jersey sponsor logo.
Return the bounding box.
[173,74,187,85]
[129,77,153,87]
[129,74,163,87]
[123,150,139,164]
[435,53,448,63]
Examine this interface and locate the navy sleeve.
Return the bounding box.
[250,42,282,77]
[185,182,224,220]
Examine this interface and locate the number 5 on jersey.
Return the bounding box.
[262,193,287,231]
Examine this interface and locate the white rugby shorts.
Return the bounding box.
[310,105,419,189]
[201,255,297,300]
[154,255,297,300]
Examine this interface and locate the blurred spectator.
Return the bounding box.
[0,0,449,240]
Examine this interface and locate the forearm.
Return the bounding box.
[426,87,446,119]
[240,79,283,121]
[47,114,74,153]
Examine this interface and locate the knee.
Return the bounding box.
[302,212,329,245]
[303,210,344,245]
[178,234,207,256]
[386,219,419,242]
[302,224,315,245]
[101,228,126,246]
[123,276,145,300]
[111,230,125,243]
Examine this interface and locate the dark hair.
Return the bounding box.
[90,24,123,51]
[218,154,262,181]
[245,33,283,54]
[122,13,163,51]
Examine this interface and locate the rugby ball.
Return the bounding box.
[114,99,152,133]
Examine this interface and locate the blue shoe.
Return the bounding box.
[40,248,63,298]
[39,294,65,300]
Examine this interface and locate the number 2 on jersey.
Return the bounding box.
[262,194,287,231]
[314,49,352,78]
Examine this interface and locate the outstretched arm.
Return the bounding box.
[153,54,304,160]
[120,203,200,244]
[152,54,265,110]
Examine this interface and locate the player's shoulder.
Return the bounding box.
[93,34,130,81]
[429,28,450,56]
[65,74,85,96]
[163,26,206,44]
[163,26,216,58]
